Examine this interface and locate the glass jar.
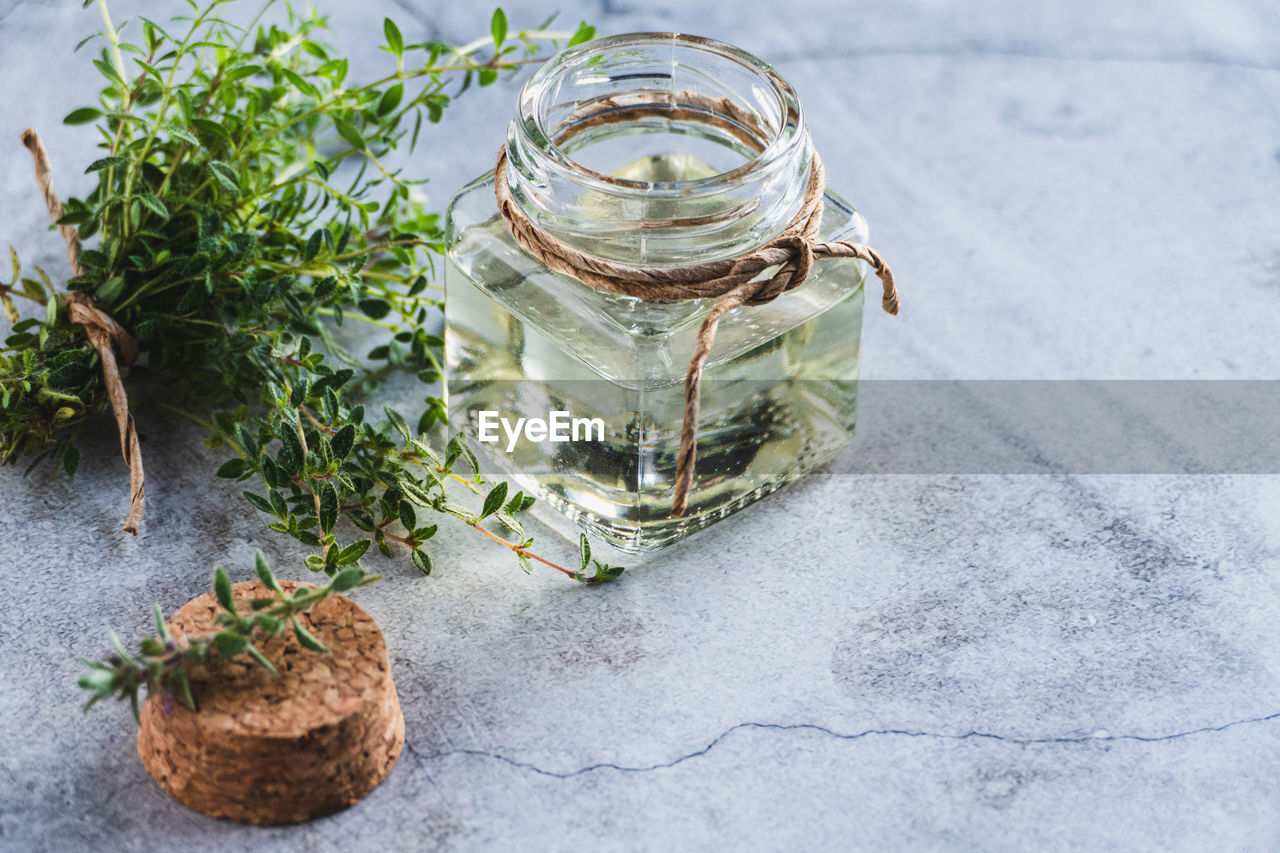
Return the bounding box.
[444,32,871,553]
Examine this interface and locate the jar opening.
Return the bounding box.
[504,32,813,266]
[518,32,803,194]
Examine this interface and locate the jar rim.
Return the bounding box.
[513,32,806,197]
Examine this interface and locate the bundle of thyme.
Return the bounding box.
[2,1,624,714]
[3,0,622,581]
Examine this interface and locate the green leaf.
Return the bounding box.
[108,625,133,664]
[95,274,126,307]
[244,642,277,673]
[85,155,127,173]
[292,618,330,653]
[331,423,355,459]
[78,666,115,694]
[359,298,391,319]
[243,491,276,516]
[593,564,625,583]
[494,512,522,537]
[213,565,236,614]
[411,549,432,575]
[62,445,80,478]
[254,551,282,592]
[296,530,323,547]
[445,435,479,476]
[153,604,172,644]
[399,479,434,507]
[191,117,231,140]
[213,630,247,657]
[281,67,320,99]
[319,481,339,534]
[383,18,404,56]
[377,83,404,117]
[316,434,334,467]
[223,64,262,83]
[137,194,169,220]
[398,500,416,531]
[208,160,239,192]
[332,115,365,151]
[579,533,591,573]
[568,21,596,48]
[260,456,281,489]
[383,406,410,440]
[173,670,196,711]
[93,54,126,88]
[289,379,309,407]
[64,107,103,125]
[338,539,371,565]
[480,482,508,520]
[175,86,192,123]
[491,8,508,49]
[161,123,201,146]
[278,423,305,468]
[331,566,362,592]
[216,458,247,478]
[478,67,498,87]
[133,57,162,80]
[303,229,323,262]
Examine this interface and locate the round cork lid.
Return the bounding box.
[137,580,404,825]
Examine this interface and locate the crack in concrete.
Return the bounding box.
[765,43,1280,73]
[415,710,1280,779]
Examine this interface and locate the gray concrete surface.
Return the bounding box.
[2,1,1280,850]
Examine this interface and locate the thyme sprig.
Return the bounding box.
[78,552,380,719]
[2,0,622,584]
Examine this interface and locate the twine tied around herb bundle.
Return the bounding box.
[493,91,899,517]
[20,128,145,535]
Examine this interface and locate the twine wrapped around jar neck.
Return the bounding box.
[494,91,899,517]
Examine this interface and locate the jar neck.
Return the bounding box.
[502,33,813,268]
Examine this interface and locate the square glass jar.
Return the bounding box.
[445,33,870,553]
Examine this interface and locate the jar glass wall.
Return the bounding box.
[444,33,869,553]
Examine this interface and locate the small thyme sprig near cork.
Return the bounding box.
[1,1,623,584]
[78,552,381,720]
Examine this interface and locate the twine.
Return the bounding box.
[494,92,899,517]
[20,128,145,535]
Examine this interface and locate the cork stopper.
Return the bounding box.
[136,581,404,825]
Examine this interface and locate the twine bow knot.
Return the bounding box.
[754,234,814,304]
